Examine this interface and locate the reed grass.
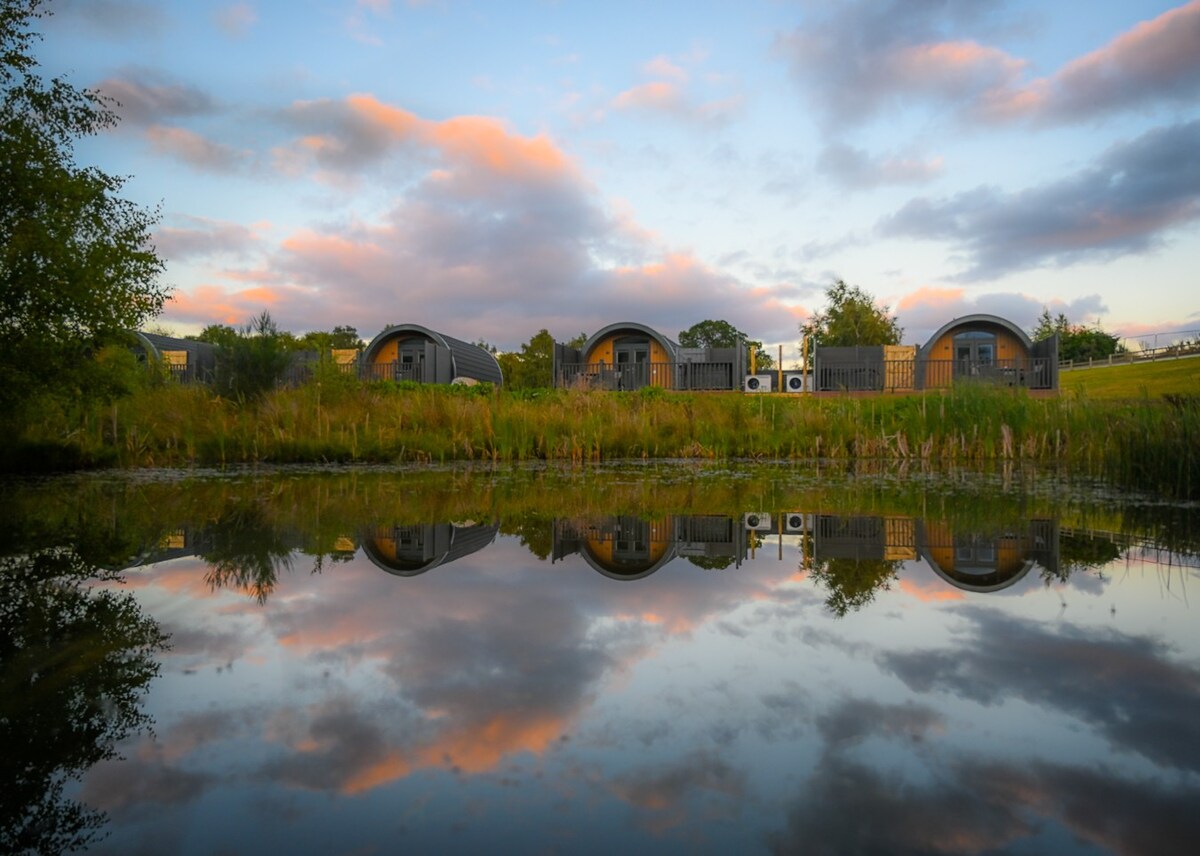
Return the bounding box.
[5,378,1197,498]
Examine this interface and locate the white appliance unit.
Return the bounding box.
[782,371,810,393]
[783,513,811,534]
[744,512,773,532]
[743,373,773,393]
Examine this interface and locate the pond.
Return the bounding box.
[3,463,1199,855]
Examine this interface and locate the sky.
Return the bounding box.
[33,0,1200,357]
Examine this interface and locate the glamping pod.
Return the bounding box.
[362,323,503,386]
[553,322,747,390]
[132,332,218,383]
[917,314,1057,391]
[363,521,500,577]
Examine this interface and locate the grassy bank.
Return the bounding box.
[6,374,1198,498]
[1060,354,1200,399]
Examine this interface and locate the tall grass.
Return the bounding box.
[6,379,1197,498]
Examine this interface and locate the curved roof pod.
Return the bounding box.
[580,321,680,363]
[131,331,218,381]
[920,550,1036,593]
[915,520,1036,593]
[362,521,500,577]
[917,314,1034,359]
[578,543,677,581]
[363,323,503,386]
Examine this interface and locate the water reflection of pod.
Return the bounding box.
[916,519,1057,592]
[362,521,499,577]
[553,515,747,580]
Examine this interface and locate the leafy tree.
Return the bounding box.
[1,0,169,417]
[502,329,557,390]
[801,280,902,348]
[297,325,364,353]
[566,332,588,349]
[679,319,773,370]
[213,311,294,400]
[1031,308,1123,362]
[190,323,239,349]
[679,319,744,349]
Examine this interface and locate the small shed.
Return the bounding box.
[132,332,218,383]
[362,324,503,386]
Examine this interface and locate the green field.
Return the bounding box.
[1060,356,1200,399]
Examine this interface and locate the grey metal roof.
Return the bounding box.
[363,323,503,385]
[581,321,680,362]
[918,314,1034,360]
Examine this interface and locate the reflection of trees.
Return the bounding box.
[0,549,168,854]
[685,554,735,570]
[1049,532,1122,583]
[808,557,901,617]
[200,505,297,604]
[501,514,554,561]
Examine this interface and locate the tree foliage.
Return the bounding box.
[1031,309,1123,362]
[1,0,168,415]
[679,319,773,370]
[213,311,294,401]
[801,280,902,349]
[295,325,363,352]
[500,329,558,390]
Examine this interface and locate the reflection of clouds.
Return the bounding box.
[815,698,943,747]
[261,696,426,794]
[608,749,747,835]
[879,607,1200,772]
[768,752,1200,856]
[80,752,214,815]
[159,623,251,673]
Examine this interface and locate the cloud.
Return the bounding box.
[154,216,264,262]
[609,53,743,125]
[979,0,1200,124]
[215,3,258,38]
[611,82,743,125]
[781,2,1200,130]
[894,287,1108,344]
[776,0,1022,127]
[94,70,216,125]
[47,0,168,38]
[145,125,249,172]
[878,120,1200,280]
[817,143,943,189]
[164,95,807,347]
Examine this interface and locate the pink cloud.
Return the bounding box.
[613,81,684,112]
[145,125,247,171]
[979,1,1200,123]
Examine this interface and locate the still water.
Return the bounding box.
[3,464,1199,855]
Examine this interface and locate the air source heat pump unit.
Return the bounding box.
[743,374,772,393]
[783,513,811,534]
[744,512,773,532]
[782,371,810,393]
